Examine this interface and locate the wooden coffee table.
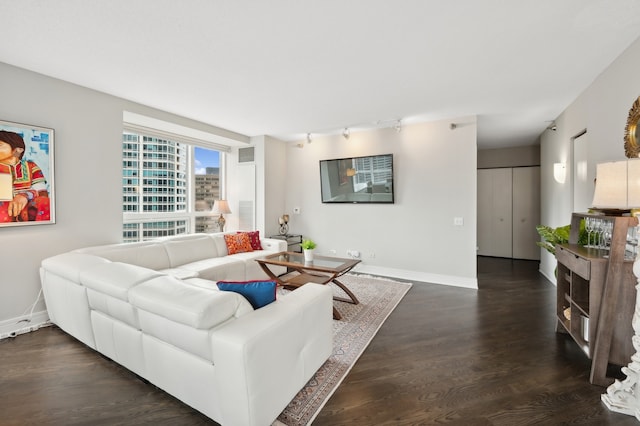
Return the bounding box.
[256,251,361,320]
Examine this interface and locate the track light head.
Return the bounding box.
[306,133,312,144]
[342,128,350,139]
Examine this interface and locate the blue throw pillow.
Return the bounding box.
[216,280,277,309]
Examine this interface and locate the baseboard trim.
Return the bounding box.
[0,310,51,340]
[354,264,478,289]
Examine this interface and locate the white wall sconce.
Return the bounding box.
[554,162,567,184]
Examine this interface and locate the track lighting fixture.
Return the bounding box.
[342,128,350,139]
[450,123,457,130]
[546,122,557,131]
[394,119,402,133]
[307,133,312,144]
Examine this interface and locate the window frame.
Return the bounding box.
[122,124,229,242]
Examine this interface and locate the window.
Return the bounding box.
[122,130,223,242]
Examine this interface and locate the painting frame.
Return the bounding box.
[0,119,55,227]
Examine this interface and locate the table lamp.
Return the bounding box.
[213,200,231,232]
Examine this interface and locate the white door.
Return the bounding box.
[513,166,540,260]
[477,168,513,257]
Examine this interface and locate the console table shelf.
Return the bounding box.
[555,213,638,386]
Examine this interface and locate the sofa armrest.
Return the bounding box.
[260,237,287,252]
[209,283,333,426]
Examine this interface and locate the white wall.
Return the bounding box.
[0,62,247,334]
[283,117,478,288]
[540,36,640,281]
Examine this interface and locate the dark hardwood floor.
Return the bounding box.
[1,257,636,425]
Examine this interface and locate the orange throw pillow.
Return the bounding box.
[224,233,254,255]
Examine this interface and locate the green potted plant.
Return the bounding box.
[536,222,587,278]
[301,239,317,262]
[536,221,587,255]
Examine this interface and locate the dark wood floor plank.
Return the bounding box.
[0,257,636,425]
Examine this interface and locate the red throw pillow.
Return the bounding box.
[224,233,254,255]
[237,230,263,250]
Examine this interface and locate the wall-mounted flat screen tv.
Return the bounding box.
[320,154,394,204]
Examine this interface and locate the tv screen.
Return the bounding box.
[319,154,394,204]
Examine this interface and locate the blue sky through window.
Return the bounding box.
[194,147,220,174]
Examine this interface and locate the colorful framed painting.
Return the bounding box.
[0,120,55,227]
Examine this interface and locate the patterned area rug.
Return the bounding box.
[273,274,412,426]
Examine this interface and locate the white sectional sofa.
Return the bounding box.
[39,233,334,426]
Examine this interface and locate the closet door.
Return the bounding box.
[512,166,540,260]
[477,168,513,257]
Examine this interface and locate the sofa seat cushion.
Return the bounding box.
[129,275,253,329]
[229,251,287,279]
[159,268,199,280]
[178,257,246,281]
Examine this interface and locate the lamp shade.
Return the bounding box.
[213,199,232,214]
[591,159,640,209]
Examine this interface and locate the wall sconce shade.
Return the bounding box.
[591,159,640,211]
[554,162,567,184]
[346,168,356,177]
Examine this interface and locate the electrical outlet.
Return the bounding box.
[347,250,360,258]
[329,249,336,255]
[368,252,376,258]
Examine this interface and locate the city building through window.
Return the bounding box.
[122,131,223,242]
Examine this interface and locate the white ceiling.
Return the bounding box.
[2,0,640,149]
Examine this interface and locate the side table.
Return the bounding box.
[269,233,303,253]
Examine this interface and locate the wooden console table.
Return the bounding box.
[555,213,638,386]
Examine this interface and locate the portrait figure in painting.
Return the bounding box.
[0,130,50,223]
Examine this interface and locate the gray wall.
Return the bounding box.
[281,117,479,287]
[540,36,640,281]
[0,62,244,332]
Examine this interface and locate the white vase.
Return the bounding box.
[303,248,314,262]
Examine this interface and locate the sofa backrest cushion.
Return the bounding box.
[80,262,161,301]
[163,235,219,267]
[41,253,111,283]
[129,275,253,329]
[76,243,171,271]
[211,234,229,256]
